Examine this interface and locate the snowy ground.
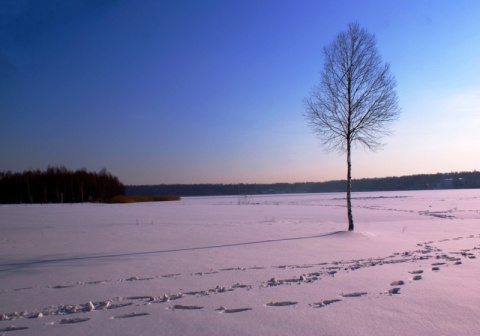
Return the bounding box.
[1,190,479,335]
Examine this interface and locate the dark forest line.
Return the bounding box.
[0,166,125,204]
[127,171,480,197]
[2,169,479,203]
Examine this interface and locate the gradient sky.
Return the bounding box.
[1,0,479,185]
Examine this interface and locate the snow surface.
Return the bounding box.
[1,190,479,335]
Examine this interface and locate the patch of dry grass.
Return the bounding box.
[108,195,181,203]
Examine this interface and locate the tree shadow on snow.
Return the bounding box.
[0,230,360,275]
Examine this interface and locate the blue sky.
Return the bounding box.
[1,0,479,185]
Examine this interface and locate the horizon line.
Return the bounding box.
[126,170,479,186]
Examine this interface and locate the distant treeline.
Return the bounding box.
[127,171,480,197]
[0,166,125,204]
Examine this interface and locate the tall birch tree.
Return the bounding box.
[304,22,400,231]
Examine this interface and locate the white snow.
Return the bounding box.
[1,190,479,335]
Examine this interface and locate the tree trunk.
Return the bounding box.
[346,140,354,231]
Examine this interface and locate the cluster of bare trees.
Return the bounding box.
[0,166,124,204]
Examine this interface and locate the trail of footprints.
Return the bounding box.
[1,234,479,332]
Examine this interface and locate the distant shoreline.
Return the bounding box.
[127,171,480,197]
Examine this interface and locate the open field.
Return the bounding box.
[1,190,479,335]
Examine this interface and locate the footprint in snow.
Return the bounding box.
[216,306,252,314]
[340,292,367,298]
[108,302,133,310]
[50,284,76,289]
[125,296,155,302]
[390,280,405,286]
[231,283,252,289]
[59,317,90,324]
[162,273,181,278]
[311,299,342,308]
[169,305,203,311]
[266,301,298,307]
[87,280,109,284]
[0,326,29,332]
[113,312,149,319]
[388,288,401,295]
[125,276,153,282]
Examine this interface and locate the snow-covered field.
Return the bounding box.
[1,190,479,335]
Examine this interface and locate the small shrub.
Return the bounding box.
[237,194,253,205]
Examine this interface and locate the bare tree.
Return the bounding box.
[304,22,400,231]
